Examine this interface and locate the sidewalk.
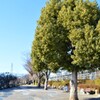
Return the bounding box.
[0,85,100,100]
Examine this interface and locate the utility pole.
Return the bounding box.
[11,63,13,74]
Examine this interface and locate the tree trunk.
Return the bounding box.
[30,74,33,83]
[69,70,79,100]
[44,72,48,90]
[44,70,50,90]
[37,78,41,88]
[37,73,41,88]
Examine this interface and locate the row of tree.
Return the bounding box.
[28,0,100,100]
[0,72,18,89]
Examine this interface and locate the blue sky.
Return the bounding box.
[0,0,47,74]
[0,0,100,75]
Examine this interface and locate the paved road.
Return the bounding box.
[0,85,100,100]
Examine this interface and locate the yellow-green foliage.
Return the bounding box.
[48,80,70,88]
[81,79,100,86]
[61,80,69,86]
[78,79,100,86]
[94,79,100,86]
[85,79,95,85]
[78,79,86,84]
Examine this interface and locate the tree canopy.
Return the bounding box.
[57,0,100,71]
[31,0,100,73]
[31,0,70,72]
[31,0,100,99]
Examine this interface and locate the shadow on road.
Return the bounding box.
[0,85,44,92]
[0,85,43,100]
[0,88,14,100]
[16,85,44,90]
[85,97,100,100]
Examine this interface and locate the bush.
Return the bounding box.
[0,72,18,90]
[94,79,100,86]
[48,80,70,89]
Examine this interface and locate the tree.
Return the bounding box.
[31,0,66,90]
[24,53,44,87]
[31,0,100,99]
[24,57,34,77]
[58,0,100,100]
[31,35,48,88]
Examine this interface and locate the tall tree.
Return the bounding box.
[58,0,100,100]
[31,0,67,90]
[31,0,100,99]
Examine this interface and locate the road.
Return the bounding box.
[0,85,100,100]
